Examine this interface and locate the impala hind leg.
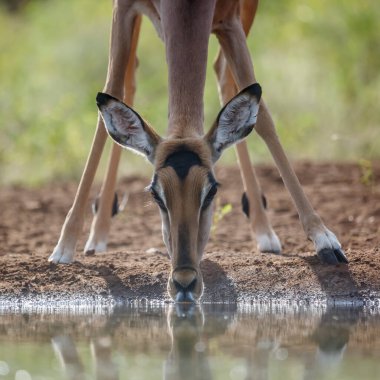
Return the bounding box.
[254,102,348,264]
[214,51,281,254]
[84,143,123,255]
[215,19,348,264]
[49,3,139,264]
[84,16,141,255]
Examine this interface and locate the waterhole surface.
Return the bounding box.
[0,303,379,380]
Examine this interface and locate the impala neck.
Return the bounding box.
[160,0,216,138]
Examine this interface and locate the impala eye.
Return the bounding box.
[150,189,167,212]
[202,185,218,210]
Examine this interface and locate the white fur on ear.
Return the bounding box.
[207,83,262,162]
[96,93,159,163]
[217,92,259,141]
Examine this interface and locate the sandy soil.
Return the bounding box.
[0,162,379,304]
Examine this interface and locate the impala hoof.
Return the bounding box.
[318,248,348,265]
[312,229,348,265]
[48,245,75,264]
[257,230,282,254]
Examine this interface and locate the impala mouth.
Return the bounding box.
[170,268,201,303]
[175,290,195,303]
[173,277,197,303]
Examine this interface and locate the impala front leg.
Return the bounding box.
[216,19,348,264]
[49,1,138,264]
[48,118,108,264]
[84,15,141,255]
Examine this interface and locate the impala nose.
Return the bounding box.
[172,268,197,303]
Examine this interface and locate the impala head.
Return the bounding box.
[96,83,261,303]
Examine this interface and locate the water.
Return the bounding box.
[0,303,379,380]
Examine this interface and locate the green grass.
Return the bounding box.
[0,0,379,185]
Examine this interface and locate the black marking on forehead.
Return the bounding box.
[163,150,202,180]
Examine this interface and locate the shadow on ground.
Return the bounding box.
[201,258,237,302]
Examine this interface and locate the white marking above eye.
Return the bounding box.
[156,184,167,206]
[149,179,168,209]
[200,183,210,204]
[200,182,215,206]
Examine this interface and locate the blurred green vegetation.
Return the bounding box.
[0,0,379,185]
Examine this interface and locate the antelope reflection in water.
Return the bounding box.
[164,304,235,380]
[50,305,360,380]
[52,334,118,380]
[243,306,359,380]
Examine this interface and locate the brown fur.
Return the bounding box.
[49,0,347,303]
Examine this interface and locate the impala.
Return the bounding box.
[49,0,348,302]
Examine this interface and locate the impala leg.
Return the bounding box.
[51,336,84,380]
[91,336,119,380]
[84,143,122,255]
[216,20,348,264]
[84,16,141,255]
[214,51,281,253]
[49,2,138,264]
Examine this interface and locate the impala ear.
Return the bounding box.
[96,93,162,163]
[205,83,261,162]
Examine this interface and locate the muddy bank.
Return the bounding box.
[0,162,379,305]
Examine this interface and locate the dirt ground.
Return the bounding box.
[0,162,379,304]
